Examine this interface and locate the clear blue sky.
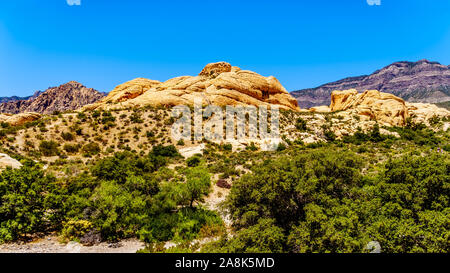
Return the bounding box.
[0,0,449,97]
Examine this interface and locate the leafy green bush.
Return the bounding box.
[61,132,75,141]
[0,146,257,246]
[177,139,185,146]
[61,220,93,241]
[63,143,80,154]
[101,111,116,124]
[276,143,286,151]
[90,181,147,240]
[295,117,307,131]
[0,122,10,129]
[91,150,170,184]
[388,120,441,146]
[139,208,225,243]
[343,124,388,145]
[181,167,211,208]
[151,144,179,158]
[139,208,224,244]
[246,142,258,151]
[227,149,363,231]
[364,154,450,252]
[0,162,58,242]
[129,112,144,123]
[222,144,232,151]
[77,112,87,122]
[203,219,285,253]
[186,155,201,167]
[82,143,101,157]
[323,129,336,142]
[39,140,60,156]
[443,144,450,152]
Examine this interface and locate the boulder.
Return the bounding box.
[216,179,231,189]
[178,144,205,159]
[365,241,382,253]
[96,78,161,104]
[199,61,232,77]
[79,230,102,246]
[0,153,22,170]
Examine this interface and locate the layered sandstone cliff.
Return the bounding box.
[84,62,300,111]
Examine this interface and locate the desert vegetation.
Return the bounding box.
[0,107,449,253]
[0,144,224,246]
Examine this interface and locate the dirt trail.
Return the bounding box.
[0,236,144,253]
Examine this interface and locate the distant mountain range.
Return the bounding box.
[0,91,43,104]
[0,81,105,114]
[291,59,450,108]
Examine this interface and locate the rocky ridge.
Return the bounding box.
[291,60,450,108]
[0,82,104,114]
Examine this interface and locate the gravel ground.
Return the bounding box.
[0,236,145,253]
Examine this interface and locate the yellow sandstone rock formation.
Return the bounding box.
[84,62,300,111]
[313,88,450,127]
[0,112,41,126]
[99,78,162,104]
[309,105,331,113]
[328,89,409,126]
[406,102,450,126]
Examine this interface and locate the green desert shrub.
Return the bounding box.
[89,180,147,240]
[82,143,101,157]
[101,111,116,124]
[222,144,232,151]
[61,220,93,241]
[151,144,179,158]
[295,117,307,131]
[276,143,286,151]
[39,140,60,156]
[61,132,75,141]
[129,112,144,123]
[203,218,285,253]
[0,162,58,242]
[63,143,80,154]
[186,155,201,167]
[139,208,224,244]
